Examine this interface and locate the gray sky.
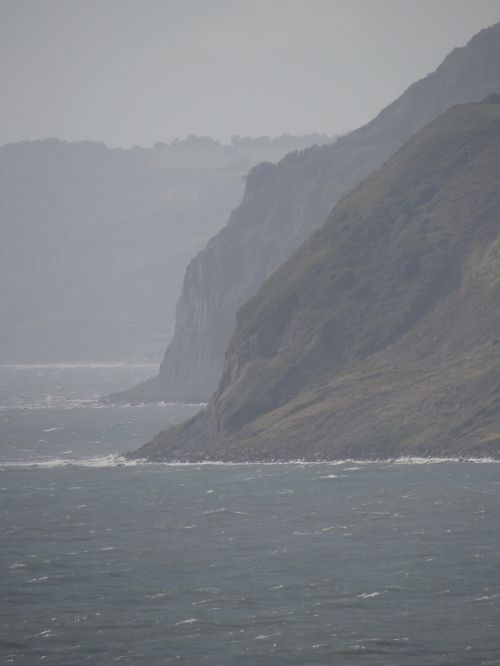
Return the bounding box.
[1,0,500,148]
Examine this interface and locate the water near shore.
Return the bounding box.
[1,366,499,665]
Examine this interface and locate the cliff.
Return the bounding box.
[131,98,500,461]
[115,22,500,402]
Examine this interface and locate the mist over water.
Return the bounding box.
[0,366,499,664]
[2,3,500,663]
[0,365,202,465]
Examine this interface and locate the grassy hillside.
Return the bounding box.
[116,22,500,403]
[133,99,500,461]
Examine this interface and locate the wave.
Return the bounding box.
[0,398,207,411]
[0,362,158,369]
[0,455,141,469]
[267,456,500,465]
[132,456,499,466]
[386,456,500,465]
[1,455,498,470]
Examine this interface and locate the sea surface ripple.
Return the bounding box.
[0,366,499,665]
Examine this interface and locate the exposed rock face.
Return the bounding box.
[116,22,500,402]
[130,99,500,461]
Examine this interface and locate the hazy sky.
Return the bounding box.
[1,0,500,148]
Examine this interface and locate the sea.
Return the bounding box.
[0,365,499,665]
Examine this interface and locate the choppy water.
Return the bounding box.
[1,367,499,665]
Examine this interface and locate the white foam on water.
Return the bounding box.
[150,457,500,466]
[174,618,198,626]
[474,593,499,601]
[242,456,497,466]
[0,455,141,469]
[0,398,206,411]
[1,455,498,470]
[0,398,98,411]
[0,362,157,369]
[327,457,500,465]
[34,629,54,638]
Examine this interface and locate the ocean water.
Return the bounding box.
[0,366,499,665]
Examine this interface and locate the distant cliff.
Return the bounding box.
[131,98,500,461]
[114,22,500,402]
[0,135,326,362]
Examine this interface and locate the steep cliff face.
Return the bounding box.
[117,22,500,402]
[131,99,500,461]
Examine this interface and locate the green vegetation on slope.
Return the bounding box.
[132,99,500,461]
[120,22,500,404]
[217,102,500,432]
